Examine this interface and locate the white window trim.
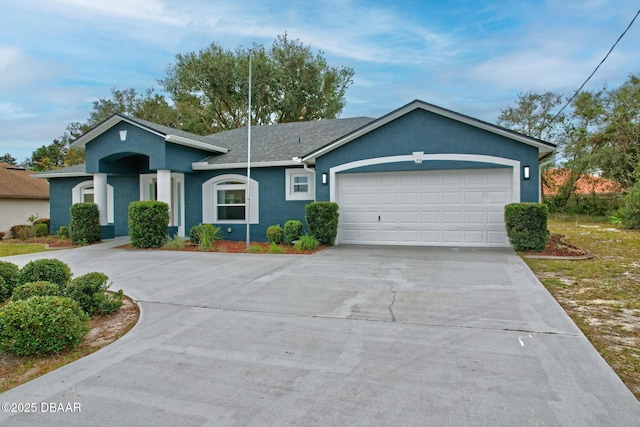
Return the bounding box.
[72,180,114,224]
[285,168,315,201]
[202,174,259,224]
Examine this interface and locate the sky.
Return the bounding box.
[1,0,639,163]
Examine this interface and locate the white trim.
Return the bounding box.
[33,171,90,179]
[164,134,228,154]
[192,160,300,170]
[302,100,555,162]
[71,180,114,223]
[71,115,226,154]
[202,174,259,224]
[329,153,521,203]
[285,168,315,201]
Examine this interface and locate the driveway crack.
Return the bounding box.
[388,286,397,322]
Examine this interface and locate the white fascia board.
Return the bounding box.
[165,134,228,154]
[192,160,299,170]
[32,171,91,179]
[302,101,555,161]
[71,116,163,149]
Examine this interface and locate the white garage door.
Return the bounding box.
[336,168,512,247]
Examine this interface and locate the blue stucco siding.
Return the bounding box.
[48,176,88,233]
[185,167,309,242]
[314,109,541,202]
[108,175,139,236]
[85,123,211,174]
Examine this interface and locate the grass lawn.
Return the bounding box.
[0,243,48,257]
[523,217,640,399]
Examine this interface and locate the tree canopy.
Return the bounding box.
[28,34,354,170]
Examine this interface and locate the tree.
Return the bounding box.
[0,153,18,165]
[160,34,354,134]
[497,91,565,142]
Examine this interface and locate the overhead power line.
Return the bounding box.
[552,9,640,122]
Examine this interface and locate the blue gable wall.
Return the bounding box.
[85,123,211,174]
[49,176,87,233]
[314,109,541,202]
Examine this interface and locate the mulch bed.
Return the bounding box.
[0,237,77,248]
[119,240,326,255]
[523,233,590,258]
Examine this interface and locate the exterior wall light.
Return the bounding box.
[322,173,327,185]
[523,165,530,180]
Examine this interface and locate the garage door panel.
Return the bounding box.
[337,169,512,247]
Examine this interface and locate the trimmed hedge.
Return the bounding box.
[70,203,101,244]
[128,201,170,248]
[19,259,72,287]
[0,296,89,355]
[10,225,33,240]
[0,261,20,300]
[34,223,49,237]
[305,202,339,245]
[504,203,549,251]
[64,272,123,316]
[266,225,283,244]
[12,281,60,301]
[284,220,303,243]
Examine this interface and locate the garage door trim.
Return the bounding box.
[329,153,521,204]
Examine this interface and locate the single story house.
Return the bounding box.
[35,100,555,247]
[0,163,50,238]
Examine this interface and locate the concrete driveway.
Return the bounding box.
[1,240,639,426]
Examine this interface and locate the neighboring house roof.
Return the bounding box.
[543,169,623,195]
[70,114,229,154]
[192,117,375,169]
[0,163,49,199]
[303,100,556,162]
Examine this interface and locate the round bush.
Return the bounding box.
[58,226,69,239]
[19,259,72,286]
[0,261,20,300]
[284,220,303,243]
[64,272,122,316]
[12,281,60,301]
[34,223,49,237]
[0,296,89,356]
[266,225,283,244]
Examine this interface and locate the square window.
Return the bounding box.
[286,169,314,201]
[292,175,308,193]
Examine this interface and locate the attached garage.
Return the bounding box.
[337,168,512,247]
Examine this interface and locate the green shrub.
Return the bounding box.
[34,223,49,237]
[128,201,169,248]
[284,220,304,243]
[619,185,640,229]
[0,296,89,355]
[268,242,286,254]
[504,203,549,251]
[19,258,72,287]
[189,224,202,244]
[64,272,123,316]
[58,226,69,239]
[12,281,60,301]
[266,225,283,244]
[199,224,223,250]
[0,261,20,300]
[247,244,265,253]
[34,218,50,229]
[305,202,339,245]
[70,203,101,245]
[163,234,186,250]
[294,234,320,251]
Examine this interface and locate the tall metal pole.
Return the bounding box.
[246,50,252,249]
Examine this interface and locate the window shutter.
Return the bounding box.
[249,180,259,224]
[202,180,214,223]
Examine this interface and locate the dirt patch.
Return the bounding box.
[0,296,139,392]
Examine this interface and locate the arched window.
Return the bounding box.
[202,174,258,224]
[72,180,114,223]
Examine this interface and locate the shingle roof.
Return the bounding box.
[0,163,49,199]
[200,117,375,165]
[543,169,624,195]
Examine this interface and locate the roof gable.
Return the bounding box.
[302,100,556,162]
[0,163,49,199]
[70,114,229,154]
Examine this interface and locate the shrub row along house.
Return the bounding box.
[35,100,555,247]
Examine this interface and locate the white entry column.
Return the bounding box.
[157,169,172,223]
[93,173,108,226]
